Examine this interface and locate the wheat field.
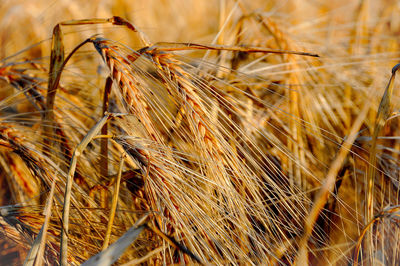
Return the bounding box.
[0,0,399,265]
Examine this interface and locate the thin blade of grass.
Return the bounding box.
[43,24,64,155]
[102,153,125,250]
[23,179,56,266]
[100,77,112,179]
